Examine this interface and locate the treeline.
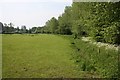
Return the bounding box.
[42,2,120,45]
[0,22,44,34]
[0,22,26,34]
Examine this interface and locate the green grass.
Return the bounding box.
[67,37,118,78]
[2,34,118,78]
[2,34,83,78]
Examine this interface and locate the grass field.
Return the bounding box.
[2,34,118,78]
[2,34,83,78]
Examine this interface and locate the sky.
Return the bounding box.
[0,0,72,29]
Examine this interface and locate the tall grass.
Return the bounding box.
[62,35,118,78]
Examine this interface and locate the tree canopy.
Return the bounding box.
[42,2,120,44]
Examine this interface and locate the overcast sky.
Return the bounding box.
[0,0,72,29]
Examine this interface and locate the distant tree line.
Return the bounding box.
[0,22,45,34]
[0,22,27,34]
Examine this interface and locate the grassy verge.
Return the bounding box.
[61,35,118,78]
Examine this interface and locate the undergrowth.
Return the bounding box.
[62,35,119,78]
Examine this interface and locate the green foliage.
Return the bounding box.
[89,2,120,44]
[68,37,118,78]
[30,27,37,33]
[71,2,91,37]
[57,6,72,35]
[2,23,15,33]
[45,17,58,34]
[69,2,120,44]
[49,17,59,33]
[103,22,120,44]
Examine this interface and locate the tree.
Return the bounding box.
[36,27,44,33]
[89,2,120,44]
[21,25,27,33]
[57,6,72,35]
[45,17,58,34]
[0,22,3,33]
[14,27,20,33]
[42,2,120,45]
[3,23,10,33]
[30,27,37,33]
[8,23,15,33]
[71,2,92,37]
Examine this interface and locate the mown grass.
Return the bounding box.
[2,34,119,78]
[2,34,83,78]
[62,35,118,78]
